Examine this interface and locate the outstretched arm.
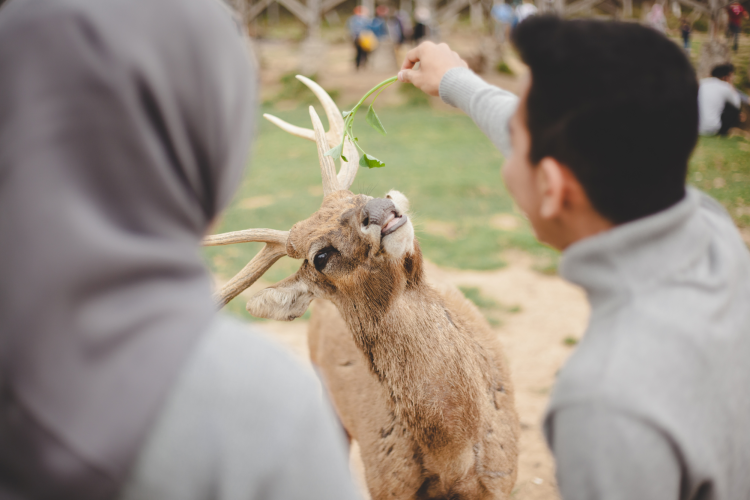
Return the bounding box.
[398,42,518,157]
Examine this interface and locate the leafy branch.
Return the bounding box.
[325,76,398,169]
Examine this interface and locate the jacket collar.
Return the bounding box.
[560,187,710,310]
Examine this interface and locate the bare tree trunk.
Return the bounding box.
[363,0,375,16]
[698,38,731,77]
[307,0,322,37]
[268,1,279,25]
[622,0,633,18]
[470,0,484,28]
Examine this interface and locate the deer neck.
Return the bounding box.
[331,250,484,449]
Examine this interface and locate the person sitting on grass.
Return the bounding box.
[699,63,746,136]
[399,16,750,500]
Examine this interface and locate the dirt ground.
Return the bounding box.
[251,251,589,500]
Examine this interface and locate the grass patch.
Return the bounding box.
[459,286,522,327]
[496,61,514,76]
[398,83,431,107]
[562,336,579,346]
[688,135,750,228]
[459,286,499,310]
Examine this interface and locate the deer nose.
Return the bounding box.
[362,198,396,227]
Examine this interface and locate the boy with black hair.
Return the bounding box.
[699,63,744,136]
[399,16,750,500]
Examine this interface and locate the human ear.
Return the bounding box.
[537,157,566,220]
[246,272,313,321]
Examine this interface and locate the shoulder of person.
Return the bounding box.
[196,315,321,406]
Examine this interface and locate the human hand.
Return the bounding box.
[397,42,468,97]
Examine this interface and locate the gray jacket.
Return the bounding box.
[440,67,750,500]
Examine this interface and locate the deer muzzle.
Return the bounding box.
[363,198,407,236]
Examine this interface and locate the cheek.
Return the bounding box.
[502,154,536,215]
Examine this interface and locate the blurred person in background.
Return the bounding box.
[382,5,406,46]
[412,6,430,43]
[398,16,750,500]
[726,0,748,52]
[0,0,359,499]
[698,63,746,136]
[396,7,413,45]
[680,15,692,53]
[371,5,389,40]
[515,0,537,25]
[646,3,667,33]
[491,1,516,42]
[348,5,376,70]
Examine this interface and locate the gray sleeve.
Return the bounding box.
[438,67,519,157]
[546,405,681,500]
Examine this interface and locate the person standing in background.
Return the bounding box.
[492,1,516,41]
[412,6,431,43]
[371,5,389,40]
[348,6,374,70]
[515,0,537,24]
[681,16,692,53]
[646,3,667,33]
[727,0,748,52]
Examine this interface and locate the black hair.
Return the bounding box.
[512,16,698,224]
[711,63,735,79]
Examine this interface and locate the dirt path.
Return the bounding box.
[254,252,589,500]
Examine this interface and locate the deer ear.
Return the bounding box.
[246,273,313,321]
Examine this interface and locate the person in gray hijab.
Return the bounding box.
[0,1,359,499]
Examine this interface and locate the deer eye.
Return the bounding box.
[313,247,335,272]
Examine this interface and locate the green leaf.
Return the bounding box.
[325,142,343,160]
[342,110,351,118]
[341,154,348,162]
[359,153,385,169]
[366,105,387,136]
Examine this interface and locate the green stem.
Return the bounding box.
[350,76,398,113]
[342,76,397,146]
[327,75,399,163]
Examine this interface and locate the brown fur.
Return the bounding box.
[247,190,520,499]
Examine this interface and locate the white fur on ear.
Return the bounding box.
[386,190,410,214]
[246,278,313,321]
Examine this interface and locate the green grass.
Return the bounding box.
[459,286,500,310]
[688,135,750,228]
[563,336,579,346]
[458,286,522,327]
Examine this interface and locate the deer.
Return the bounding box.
[203,76,520,499]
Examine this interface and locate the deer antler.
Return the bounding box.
[205,80,357,308]
[203,228,289,307]
[263,75,359,191]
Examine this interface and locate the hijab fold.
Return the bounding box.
[0,0,256,497]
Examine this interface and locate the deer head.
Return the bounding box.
[204,76,417,319]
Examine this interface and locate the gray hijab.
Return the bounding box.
[0,0,256,498]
